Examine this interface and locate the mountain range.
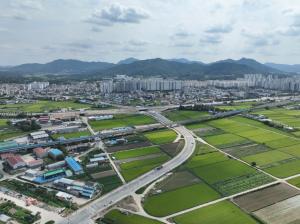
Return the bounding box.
[1,57,299,81]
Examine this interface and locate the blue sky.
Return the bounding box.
[0,0,300,65]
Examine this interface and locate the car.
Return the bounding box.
[156,165,163,170]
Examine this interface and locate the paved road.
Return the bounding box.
[58,114,196,224]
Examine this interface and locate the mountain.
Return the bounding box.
[213,58,280,73]
[10,59,115,74]
[99,58,279,79]
[167,58,204,64]
[117,57,139,65]
[265,63,300,73]
[1,57,285,81]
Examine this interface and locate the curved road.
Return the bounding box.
[58,115,196,224]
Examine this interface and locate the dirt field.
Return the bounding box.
[152,171,201,193]
[254,195,300,224]
[160,141,184,157]
[91,170,116,179]
[233,183,300,212]
[222,143,270,158]
[106,141,152,152]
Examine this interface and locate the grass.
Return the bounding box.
[191,159,256,184]
[204,133,248,147]
[89,114,156,131]
[215,101,256,111]
[102,210,164,224]
[52,130,91,139]
[186,151,228,168]
[144,129,177,145]
[120,155,169,181]
[279,144,300,157]
[0,100,90,113]
[288,176,300,188]
[252,108,300,128]
[143,183,220,217]
[113,146,161,160]
[173,200,259,224]
[185,122,211,130]
[264,159,300,178]
[163,110,209,122]
[242,150,293,167]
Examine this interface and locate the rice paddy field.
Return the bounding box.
[120,155,169,181]
[252,107,300,128]
[173,201,259,224]
[0,100,91,113]
[89,114,156,131]
[102,210,164,224]
[163,110,209,122]
[112,146,161,160]
[143,183,220,216]
[144,129,177,145]
[199,116,300,178]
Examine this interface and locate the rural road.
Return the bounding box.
[57,112,196,224]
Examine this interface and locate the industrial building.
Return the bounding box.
[53,178,100,199]
[65,157,84,175]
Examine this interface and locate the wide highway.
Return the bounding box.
[58,113,196,224]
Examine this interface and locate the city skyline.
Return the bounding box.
[0,0,300,65]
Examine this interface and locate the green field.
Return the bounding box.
[120,155,169,181]
[143,183,220,217]
[288,176,300,188]
[113,146,161,160]
[264,159,300,178]
[144,129,177,145]
[279,144,300,157]
[101,210,163,224]
[185,122,210,130]
[186,151,228,168]
[0,100,90,113]
[191,159,256,184]
[252,108,300,128]
[173,201,258,224]
[0,119,28,141]
[52,130,91,139]
[163,110,209,122]
[89,114,156,131]
[215,101,257,111]
[242,150,293,167]
[204,133,248,147]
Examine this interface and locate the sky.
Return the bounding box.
[0,0,300,65]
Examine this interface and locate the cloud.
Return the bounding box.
[86,3,149,27]
[279,14,300,36]
[171,41,194,48]
[91,27,102,33]
[242,30,280,47]
[128,40,148,46]
[199,34,222,44]
[205,24,233,34]
[10,0,43,11]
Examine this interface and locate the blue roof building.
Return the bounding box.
[48,148,64,160]
[65,157,83,175]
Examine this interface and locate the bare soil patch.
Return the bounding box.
[233,183,299,212]
[254,195,300,224]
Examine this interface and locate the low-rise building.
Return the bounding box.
[48,148,64,160]
[33,147,48,158]
[6,155,26,169]
[65,157,84,175]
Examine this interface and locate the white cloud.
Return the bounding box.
[86,3,149,27]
